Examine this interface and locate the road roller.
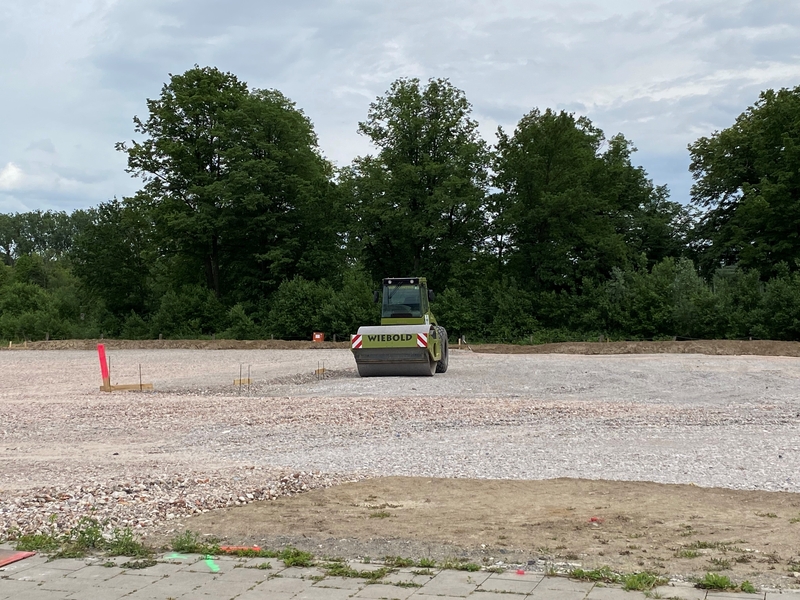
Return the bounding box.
[350,277,449,377]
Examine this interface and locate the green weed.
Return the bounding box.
[622,572,667,591]
[440,559,480,572]
[740,581,757,593]
[106,527,151,557]
[15,532,61,553]
[383,556,415,568]
[322,561,389,581]
[279,547,314,567]
[569,566,620,583]
[417,557,436,568]
[170,530,221,555]
[393,581,422,588]
[695,572,734,590]
[120,558,157,569]
[708,557,730,570]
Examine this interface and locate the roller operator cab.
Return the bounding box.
[350,277,449,377]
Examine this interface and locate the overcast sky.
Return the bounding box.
[1,0,798,213]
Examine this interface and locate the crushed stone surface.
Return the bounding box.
[1,348,799,539]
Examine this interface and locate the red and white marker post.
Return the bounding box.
[97,343,111,391]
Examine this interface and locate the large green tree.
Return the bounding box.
[0,210,88,266]
[689,86,800,277]
[71,196,155,319]
[343,78,490,288]
[493,108,685,293]
[118,66,342,305]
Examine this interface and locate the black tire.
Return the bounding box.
[435,325,449,373]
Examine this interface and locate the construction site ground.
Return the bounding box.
[1,340,800,595]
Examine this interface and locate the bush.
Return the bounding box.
[150,285,227,338]
[319,268,379,337]
[120,311,150,339]
[267,276,334,339]
[222,304,264,340]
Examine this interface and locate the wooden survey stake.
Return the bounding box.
[97,344,153,392]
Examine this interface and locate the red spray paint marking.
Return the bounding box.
[516,569,526,575]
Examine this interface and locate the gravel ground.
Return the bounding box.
[1,348,799,540]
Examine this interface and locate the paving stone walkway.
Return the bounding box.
[0,547,796,600]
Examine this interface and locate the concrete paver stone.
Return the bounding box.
[181,578,258,599]
[243,557,286,570]
[236,590,295,600]
[279,565,328,579]
[408,594,477,600]
[294,587,359,599]
[255,575,315,594]
[178,556,242,574]
[6,568,70,582]
[354,582,418,599]
[64,585,131,600]
[529,590,589,600]
[587,585,648,600]
[5,553,800,600]
[120,561,183,578]
[97,573,163,592]
[314,575,366,590]
[479,573,539,594]
[536,577,595,593]
[0,579,49,600]
[383,571,435,586]
[34,578,91,594]
[2,589,72,600]
[651,584,708,599]
[215,565,273,582]
[420,569,490,596]
[65,565,125,580]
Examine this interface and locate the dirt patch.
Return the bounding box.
[163,476,800,588]
[8,338,800,357]
[2,338,350,351]
[472,339,800,357]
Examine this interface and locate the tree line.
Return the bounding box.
[2,67,800,343]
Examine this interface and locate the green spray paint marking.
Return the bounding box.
[166,553,188,560]
[204,555,220,573]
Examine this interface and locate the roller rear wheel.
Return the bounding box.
[435,326,449,373]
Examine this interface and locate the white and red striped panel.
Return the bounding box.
[351,334,363,349]
[416,333,428,348]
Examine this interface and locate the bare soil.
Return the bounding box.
[167,476,800,587]
[8,338,800,357]
[473,339,800,357]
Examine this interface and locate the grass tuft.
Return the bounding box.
[622,572,667,591]
[695,572,734,590]
[383,556,415,568]
[171,530,221,555]
[278,547,314,567]
[569,566,621,584]
[322,561,389,581]
[120,558,157,569]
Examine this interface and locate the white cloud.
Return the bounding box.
[0,163,24,191]
[0,0,798,210]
